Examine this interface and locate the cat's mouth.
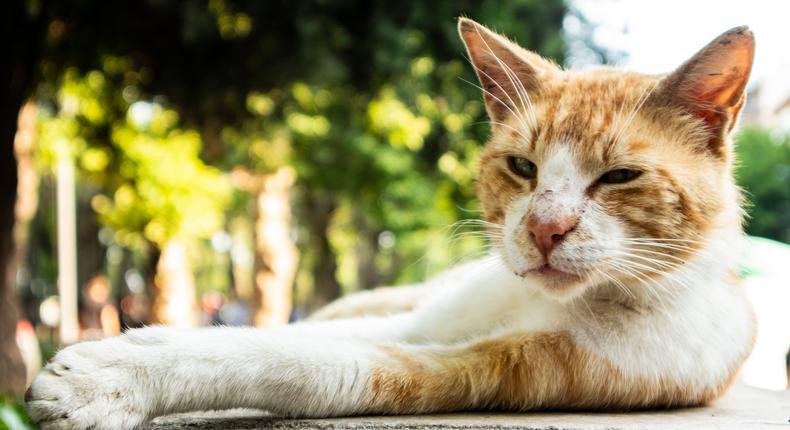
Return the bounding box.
[528,263,581,280]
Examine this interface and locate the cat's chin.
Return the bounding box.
[522,267,590,300]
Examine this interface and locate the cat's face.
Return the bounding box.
[459,19,753,299]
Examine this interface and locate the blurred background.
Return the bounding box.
[1,0,789,425]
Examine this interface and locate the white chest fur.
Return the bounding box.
[403,238,754,392]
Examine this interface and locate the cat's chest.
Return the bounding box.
[569,280,755,387]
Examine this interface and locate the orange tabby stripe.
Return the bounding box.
[363,331,747,415]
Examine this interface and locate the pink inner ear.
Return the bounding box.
[689,69,746,131]
[684,29,754,111]
[689,70,740,108]
[661,26,754,156]
[682,33,753,134]
[458,19,557,123]
[459,25,528,122]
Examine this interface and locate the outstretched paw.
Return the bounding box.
[26,338,151,430]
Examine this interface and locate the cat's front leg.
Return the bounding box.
[30,324,685,429]
[26,326,579,429]
[25,324,397,429]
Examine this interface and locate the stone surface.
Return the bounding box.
[148,384,790,429]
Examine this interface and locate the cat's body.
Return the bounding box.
[26,19,757,429]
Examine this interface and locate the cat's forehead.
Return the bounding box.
[547,67,659,95]
[494,69,664,164]
[535,70,660,139]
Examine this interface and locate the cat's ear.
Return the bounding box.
[458,18,557,123]
[661,26,754,155]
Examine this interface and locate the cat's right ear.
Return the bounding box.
[458,18,556,123]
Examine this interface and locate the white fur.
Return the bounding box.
[26,235,752,429]
[530,145,588,224]
[571,231,753,390]
[502,144,629,299]
[26,150,754,430]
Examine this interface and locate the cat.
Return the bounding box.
[25,18,756,429]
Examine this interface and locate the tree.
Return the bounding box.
[36,70,231,326]
[23,0,568,316]
[735,127,790,243]
[6,1,570,373]
[0,0,48,396]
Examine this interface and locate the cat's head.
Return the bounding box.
[459,18,754,299]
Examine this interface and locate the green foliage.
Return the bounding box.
[15,0,790,321]
[98,111,230,247]
[27,0,568,306]
[37,70,231,250]
[0,395,34,430]
[735,127,790,243]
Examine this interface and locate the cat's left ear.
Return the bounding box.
[661,26,754,155]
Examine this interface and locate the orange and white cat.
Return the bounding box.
[26,18,756,429]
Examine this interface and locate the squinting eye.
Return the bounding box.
[507,156,537,179]
[598,168,643,184]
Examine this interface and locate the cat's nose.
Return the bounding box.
[527,214,578,256]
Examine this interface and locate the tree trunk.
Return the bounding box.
[352,208,382,290]
[307,193,342,309]
[251,167,298,327]
[0,275,25,396]
[13,102,42,384]
[150,239,198,327]
[56,147,80,344]
[13,102,39,267]
[2,2,47,393]
[0,76,26,398]
[1,0,47,394]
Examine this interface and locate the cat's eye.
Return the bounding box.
[598,169,643,184]
[507,156,537,179]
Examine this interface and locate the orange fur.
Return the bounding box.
[365,331,753,414]
[356,18,756,414]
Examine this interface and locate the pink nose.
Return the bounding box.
[527,214,578,256]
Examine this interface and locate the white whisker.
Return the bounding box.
[470,25,538,130]
[458,75,531,135]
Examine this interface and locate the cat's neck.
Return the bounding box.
[586,224,744,311]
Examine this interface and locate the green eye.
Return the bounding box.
[599,169,642,184]
[507,156,537,179]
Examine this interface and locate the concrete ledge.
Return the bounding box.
[148,385,790,429]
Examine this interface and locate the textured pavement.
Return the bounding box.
[148,384,790,429]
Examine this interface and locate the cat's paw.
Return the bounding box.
[25,338,151,430]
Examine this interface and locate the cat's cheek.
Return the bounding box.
[500,219,531,275]
[585,206,628,243]
[500,196,541,275]
[501,236,532,276]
